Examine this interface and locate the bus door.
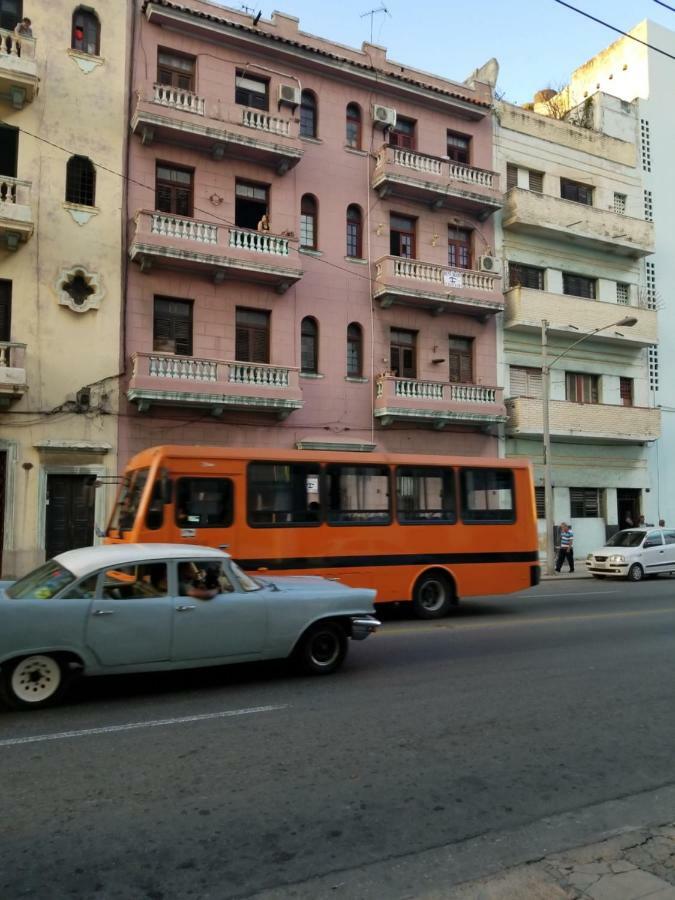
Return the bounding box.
[172,471,241,554]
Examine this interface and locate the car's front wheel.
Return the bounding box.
[0,654,69,710]
[627,563,644,583]
[295,622,348,675]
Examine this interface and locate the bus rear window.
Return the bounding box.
[397,466,456,524]
[248,462,321,526]
[461,468,515,523]
[176,478,233,528]
[325,464,390,525]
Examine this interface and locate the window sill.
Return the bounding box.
[345,376,368,383]
[299,247,323,257]
[345,256,368,265]
[67,48,104,73]
[300,372,325,379]
[300,135,323,145]
[344,146,368,156]
[63,202,99,226]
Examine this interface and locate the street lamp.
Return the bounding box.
[541,315,638,575]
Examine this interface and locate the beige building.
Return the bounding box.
[0,1,130,575]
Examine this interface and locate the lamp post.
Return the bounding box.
[541,315,638,576]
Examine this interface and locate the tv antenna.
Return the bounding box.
[360,5,391,43]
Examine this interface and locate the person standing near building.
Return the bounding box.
[556,523,575,573]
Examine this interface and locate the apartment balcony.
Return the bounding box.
[502,188,654,258]
[373,256,503,318]
[506,397,661,444]
[0,342,28,408]
[127,352,303,418]
[375,375,506,429]
[505,286,658,347]
[372,146,502,219]
[0,177,33,249]
[0,29,38,108]
[129,212,303,293]
[131,87,303,174]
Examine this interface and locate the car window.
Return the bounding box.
[102,563,168,599]
[644,531,664,547]
[178,560,234,599]
[664,531,675,545]
[62,573,99,599]
[6,560,77,599]
[230,560,263,592]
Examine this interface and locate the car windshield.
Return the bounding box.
[107,468,149,536]
[6,560,77,599]
[605,530,647,548]
[230,560,263,592]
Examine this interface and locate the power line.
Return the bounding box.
[552,0,675,61]
[653,0,675,13]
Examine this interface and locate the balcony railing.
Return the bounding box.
[0,28,38,107]
[241,108,291,137]
[506,397,660,444]
[130,212,302,291]
[373,255,503,316]
[375,375,505,428]
[152,83,205,115]
[372,145,502,215]
[0,341,28,407]
[0,176,34,248]
[128,352,303,418]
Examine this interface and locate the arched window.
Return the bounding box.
[300,194,317,250]
[299,89,317,138]
[65,155,96,207]
[72,7,100,56]
[346,103,361,149]
[347,322,363,377]
[346,204,363,259]
[301,316,318,374]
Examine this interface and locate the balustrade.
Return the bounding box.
[0,176,31,207]
[147,355,218,382]
[0,27,35,59]
[229,363,290,387]
[0,341,26,368]
[228,227,290,256]
[152,83,204,115]
[382,257,498,292]
[150,214,218,244]
[241,108,290,136]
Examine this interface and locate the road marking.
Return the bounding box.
[532,591,620,598]
[381,606,675,637]
[0,704,287,748]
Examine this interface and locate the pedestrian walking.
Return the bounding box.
[555,522,575,573]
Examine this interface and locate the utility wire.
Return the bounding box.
[552,0,675,61]
[653,0,675,13]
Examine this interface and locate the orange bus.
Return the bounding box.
[105,445,539,618]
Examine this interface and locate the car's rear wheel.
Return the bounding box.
[0,654,69,710]
[627,563,644,583]
[412,571,454,619]
[295,622,348,675]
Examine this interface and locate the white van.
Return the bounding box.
[586,528,675,581]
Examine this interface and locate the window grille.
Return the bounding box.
[640,119,651,173]
[616,283,630,305]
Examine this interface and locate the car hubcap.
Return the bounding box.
[420,580,445,611]
[311,633,339,667]
[11,656,61,703]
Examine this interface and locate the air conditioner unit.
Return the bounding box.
[478,255,501,274]
[278,84,301,106]
[372,104,397,129]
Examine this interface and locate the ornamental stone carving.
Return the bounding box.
[55,265,104,313]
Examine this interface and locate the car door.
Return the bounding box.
[640,530,666,574]
[662,530,675,570]
[86,562,173,666]
[171,558,267,661]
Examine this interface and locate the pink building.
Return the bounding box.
[122,0,505,464]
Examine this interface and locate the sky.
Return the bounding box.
[213,0,675,102]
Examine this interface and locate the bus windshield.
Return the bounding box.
[107,469,150,536]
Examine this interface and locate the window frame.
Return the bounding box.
[299,89,318,138]
[300,193,317,250]
[390,327,417,379]
[346,103,362,149]
[460,467,516,525]
[235,70,269,111]
[569,487,601,519]
[390,213,416,259]
[247,462,323,528]
[509,365,543,399]
[448,335,474,385]
[300,316,319,375]
[65,155,96,208]
[153,295,193,356]
[155,162,194,217]
[346,204,363,258]
[620,376,634,407]
[508,262,544,291]
[395,466,457,525]
[389,116,416,150]
[565,371,600,404]
[446,131,471,164]
[235,307,270,364]
[447,226,472,270]
[175,477,234,529]
[562,272,596,300]
[157,48,196,91]
[71,7,100,56]
[560,177,594,206]
[324,464,392,526]
[347,322,363,377]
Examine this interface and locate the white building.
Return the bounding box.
[563,20,674,530]
[494,92,659,559]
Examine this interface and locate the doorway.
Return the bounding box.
[46,474,96,559]
[617,488,641,529]
[235,181,268,231]
[0,125,18,178]
[0,0,22,32]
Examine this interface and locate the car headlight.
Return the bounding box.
[609,555,625,564]
[586,553,593,561]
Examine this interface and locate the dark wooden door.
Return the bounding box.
[46,475,95,559]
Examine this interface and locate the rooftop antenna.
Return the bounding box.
[240,5,256,15]
[360,5,391,43]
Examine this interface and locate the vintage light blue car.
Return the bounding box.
[0,544,380,710]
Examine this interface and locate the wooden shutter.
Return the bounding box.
[620,377,633,406]
[153,297,192,355]
[448,337,473,384]
[0,281,10,342]
[236,309,269,363]
[510,366,542,398]
[528,170,543,193]
[506,164,518,190]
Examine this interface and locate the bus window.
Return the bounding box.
[175,478,233,528]
[325,464,390,525]
[396,466,456,524]
[108,469,149,536]
[247,462,321,526]
[460,468,515,523]
[146,478,167,531]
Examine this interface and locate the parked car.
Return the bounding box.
[0,544,380,710]
[586,528,675,581]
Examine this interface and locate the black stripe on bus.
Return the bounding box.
[238,551,540,570]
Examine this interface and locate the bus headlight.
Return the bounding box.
[609,555,625,564]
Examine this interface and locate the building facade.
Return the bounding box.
[560,20,674,530]
[120,0,506,470]
[0,0,129,575]
[495,93,659,558]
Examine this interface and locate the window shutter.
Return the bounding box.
[528,170,543,193]
[510,367,527,397]
[506,164,518,190]
[0,283,10,342]
[235,326,249,361]
[251,325,268,363]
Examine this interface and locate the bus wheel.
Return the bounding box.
[412,571,454,619]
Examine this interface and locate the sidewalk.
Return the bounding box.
[441,825,675,899]
[541,569,592,581]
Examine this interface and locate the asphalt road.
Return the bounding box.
[2,576,675,899]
